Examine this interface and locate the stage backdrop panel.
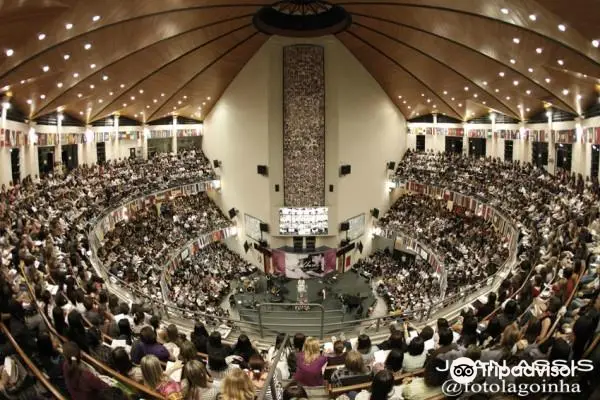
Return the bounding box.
[283,45,326,207]
[271,249,336,279]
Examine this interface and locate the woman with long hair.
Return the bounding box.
[140,354,183,400]
[233,334,258,363]
[293,337,327,386]
[330,350,370,387]
[66,310,89,352]
[266,333,290,379]
[190,322,209,354]
[182,360,218,400]
[220,368,255,400]
[62,341,110,400]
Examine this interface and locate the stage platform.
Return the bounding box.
[231,271,376,336]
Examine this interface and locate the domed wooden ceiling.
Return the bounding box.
[0,0,599,123]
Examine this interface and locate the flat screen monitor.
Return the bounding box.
[279,207,328,236]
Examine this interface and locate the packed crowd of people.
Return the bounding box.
[97,193,231,303]
[167,243,258,320]
[371,193,509,313]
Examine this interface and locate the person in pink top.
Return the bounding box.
[293,337,328,386]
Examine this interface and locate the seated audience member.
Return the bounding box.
[233,334,258,363]
[420,326,435,352]
[83,296,102,326]
[131,326,171,363]
[476,292,497,321]
[267,333,291,380]
[164,324,183,360]
[538,296,562,341]
[66,310,90,353]
[355,370,401,400]
[481,323,521,362]
[378,322,407,351]
[330,350,371,387]
[287,333,307,374]
[497,300,519,330]
[282,381,308,400]
[62,341,110,400]
[117,319,134,346]
[356,334,378,364]
[207,331,232,359]
[403,337,426,372]
[112,347,143,383]
[384,348,405,373]
[429,327,459,362]
[402,357,448,400]
[221,368,256,400]
[479,317,503,347]
[33,331,67,395]
[457,316,479,348]
[207,354,235,386]
[182,360,219,400]
[132,311,146,335]
[246,354,281,400]
[326,340,347,366]
[141,354,183,400]
[294,337,328,386]
[87,326,113,365]
[191,322,210,354]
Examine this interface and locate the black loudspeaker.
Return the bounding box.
[305,236,316,251]
[293,237,303,252]
[213,160,221,168]
[243,241,250,253]
[329,185,334,192]
[257,165,268,176]
[387,161,396,170]
[340,239,350,247]
[259,240,268,248]
[259,223,269,233]
[340,165,351,176]
[357,242,364,254]
[340,222,350,231]
[275,184,280,192]
[371,208,380,219]
[228,208,237,219]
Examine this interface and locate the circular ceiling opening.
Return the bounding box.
[253,0,352,37]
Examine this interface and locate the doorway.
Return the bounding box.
[555,143,572,172]
[468,138,486,158]
[61,144,78,171]
[38,147,54,177]
[532,142,549,168]
[445,137,463,154]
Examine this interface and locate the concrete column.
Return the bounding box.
[0,102,11,185]
[172,115,178,154]
[142,125,149,160]
[55,113,63,173]
[26,121,39,178]
[489,112,497,158]
[462,122,469,156]
[113,114,120,160]
[547,110,555,175]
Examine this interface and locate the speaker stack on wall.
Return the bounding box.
[257,165,268,176]
[340,165,351,176]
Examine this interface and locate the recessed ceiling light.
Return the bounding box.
[20,80,25,84]
[545,78,551,83]
[57,82,63,88]
[593,40,600,48]
[139,89,144,94]
[202,102,206,105]
[183,95,188,99]
[442,91,447,95]
[482,81,488,86]
[120,84,125,88]
[577,94,583,100]
[123,103,127,107]
[146,105,150,109]
[109,91,113,96]
[98,99,103,103]
[562,89,569,95]
[89,84,95,89]
[528,67,534,73]
[506,96,511,100]
[557,59,564,66]
[458,103,463,107]
[473,93,478,98]
[173,107,177,110]
[178,100,182,105]
[510,59,516,64]
[536,47,543,54]
[5,49,13,57]
[482,101,486,105]
[495,89,500,93]
[451,97,455,101]
[38,33,46,40]
[161,93,165,97]
[84,43,92,50]
[421,93,425,97]
[529,14,537,21]
[153,99,157,103]
[65,23,73,30]
[63,54,70,60]
[40,94,46,99]
[402,100,406,104]
[500,8,509,14]
[526,90,531,95]
[513,80,519,86]
[207,97,211,100]
[558,24,566,31]
[464,86,469,91]
[90,63,96,69]
[130,96,135,100]
[102,75,108,81]
[499,72,505,77]
[134,113,138,117]
[92,15,101,22]
[513,38,520,44]
[42,65,49,72]
[433,105,437,108]
[77,93,82,98]
[398,95,402,99]
[73,72,79,78]
[26,99,32,105]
